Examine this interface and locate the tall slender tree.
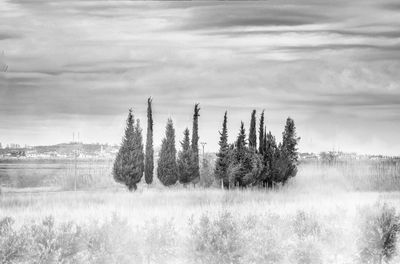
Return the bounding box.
[236,121,246,152]
[177,128,193,185]
[259,128,268,186]
[157,119,178,186]
[144,97,154,185]
[280,117,300,183]
[249,110,257,150]
[264,131,277,187]
[234,121,247,176]
[282,117,299,164]
[113,109,144,191]
[215,111,229,188]
[191,103,200,185]
[232,122,263,187]
[258,110,265,154]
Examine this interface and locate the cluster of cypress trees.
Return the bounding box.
[113,100,201,190]
[113,98,299,191]
[214,110,299,189]
[158,104,201,187]
[113,98,154,191]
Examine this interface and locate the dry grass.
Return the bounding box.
[1,162,400,263]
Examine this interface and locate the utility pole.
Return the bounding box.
[72,131,79,191]
[74,147,77,191]
[200,142,207,161]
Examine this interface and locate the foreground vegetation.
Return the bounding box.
[1,159,400,263]
[1,185,400,264]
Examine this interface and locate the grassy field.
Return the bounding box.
[1,161,400,263]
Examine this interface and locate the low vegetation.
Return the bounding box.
[1,196,399,264]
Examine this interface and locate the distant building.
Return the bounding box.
[9,143,21,149]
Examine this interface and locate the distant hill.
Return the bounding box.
[0,142,119,159]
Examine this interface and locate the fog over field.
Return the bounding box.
[1,162,400,264]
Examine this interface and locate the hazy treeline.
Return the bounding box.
[0,159,114,190]
[301,157,400,192]
[113,98,300,191]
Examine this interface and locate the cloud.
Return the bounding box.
[0,33,20,41]
[0,0,400,155]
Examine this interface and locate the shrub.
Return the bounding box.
[290,238,323,264]
[357,203,400,264]
[189,212,243,264]
[0,214,141,264]
[242,214,285,264]
[28,216,84,263]
[84,214,141,264]
[142,218,176,264]
[0,217,27,264]
[293,211,321,239]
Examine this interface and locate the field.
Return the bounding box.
[0,158,114,190]
[1,160,400,264]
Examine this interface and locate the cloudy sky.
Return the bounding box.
[1,0,400,155]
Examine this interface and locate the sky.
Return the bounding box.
[1,0,400,155]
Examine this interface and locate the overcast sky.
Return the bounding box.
[1,0,400,155]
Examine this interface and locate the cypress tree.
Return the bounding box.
[249,110,257,150]
[282,117,299,163]
[232,122,263,187]
[191,103,200,184]
[265,131,277,187]
[258,128,268,186]
[177,128,193,185]
[236,121,246,152]
[258,110,265,154]
[144,97,154,185]
[233,122,247,187]
[263,127,267,155]
[231,123,247,187]
[113,109,144,191]
[157,119,178,186]
[215,111,229,188]
[281,117,300,183]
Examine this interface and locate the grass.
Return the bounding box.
[1,188,400,263]
[1,161,400,263]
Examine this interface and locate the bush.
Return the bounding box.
[189,212,243,264]
[142,218,176,264]
[0,217,27,264]
[290,238,323,264]
[84,214,141,264]
[0,215,142,264]
[28,216,84,264]
[357,203,400,264]
[242,214,285,264]
[293,211,321,239]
